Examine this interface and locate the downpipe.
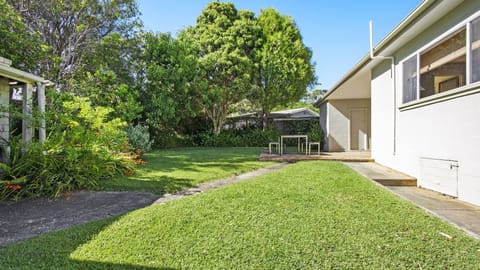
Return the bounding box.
[369,21,397,156]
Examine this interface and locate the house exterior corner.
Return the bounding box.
[320,0,480,206]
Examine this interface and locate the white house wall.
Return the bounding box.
[399,94,480,205]
[373,72,480,205]
[325,99,371,152]
[370,0,480,206]
[371,61,396,165]
[319,102,328,150]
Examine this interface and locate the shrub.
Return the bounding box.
[306,120,325,148]
[0,96,133,201]
[125,124,153,152]
[281,119,325,149]
[197,128,279,147]
[193,122,323,149]
[152,129,186,149]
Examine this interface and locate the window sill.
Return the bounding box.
[399,82,480,111]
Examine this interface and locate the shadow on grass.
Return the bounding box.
[62,260,176,270]
[0,214,178,270]
[100,148,267,193]
[98,175,195,194]
[141,148,261,173]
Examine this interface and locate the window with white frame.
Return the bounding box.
[403,55,417,103]
[471,17,480,83]
[420,28,466,97]
[402,15,480,104]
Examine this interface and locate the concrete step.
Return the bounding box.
[374,178,417,186]
[344,162,417,187]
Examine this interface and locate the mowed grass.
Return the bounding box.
[98,147,275,193]
[1,161,479,269]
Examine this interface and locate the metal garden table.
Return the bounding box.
[280,135,308,155]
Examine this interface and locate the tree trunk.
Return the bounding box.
[208,107,226,135]
[213,118,222,135]
[262,110,269,130]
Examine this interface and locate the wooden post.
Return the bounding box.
[37,82,46,143]
[22,83,33,144]
[0,78,10,161]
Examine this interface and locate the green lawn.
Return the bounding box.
[1,161,479,269]
[97,147,275,193]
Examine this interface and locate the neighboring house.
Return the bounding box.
[0,56,47,161]
[226,107,319,132]
[316,0,480,206]
[269,107,320,120]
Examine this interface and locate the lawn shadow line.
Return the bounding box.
[0,213,179,269]
[100,175,196,194]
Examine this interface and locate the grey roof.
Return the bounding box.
[228,107,319,120]
[270,107,319,118]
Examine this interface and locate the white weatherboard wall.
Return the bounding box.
[398,92,480,205]
[370,0,480,206]
[372,81,480,205]
[324,99,371,152]
[371,62,395,166]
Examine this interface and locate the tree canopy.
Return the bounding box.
[7,0,141,91]
[3,0,317,145]
[181,2,262,134]
[143,32,203,137]
[0,0,44,70]
[254,8,316,129]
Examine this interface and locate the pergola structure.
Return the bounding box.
[0,56,47,152]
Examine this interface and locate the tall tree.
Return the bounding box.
[254,8,316,129]
[184,2,261,134]
[142,32,203,139]
[7,0,141,90]
[69,32,144,122]
[0,0,44,70]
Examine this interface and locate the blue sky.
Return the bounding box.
[137,0,421,90]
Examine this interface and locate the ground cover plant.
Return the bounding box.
[97,147,275,193]
[1,161,479,269]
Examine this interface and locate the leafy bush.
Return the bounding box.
[125,124,153,152]
[196,128,280,147]
[191,121,324,149]
[151,129,185,149]
[0,96,133,201]
[306,120,325,148]
[281,119,325,149]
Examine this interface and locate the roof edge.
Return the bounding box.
[316,0,438,106]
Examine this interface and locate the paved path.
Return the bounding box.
[0,163,289,247]
[345,162,480,240]
[386,186,480,240]
[0,191,160,247]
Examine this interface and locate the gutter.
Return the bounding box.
[316,0,436,106]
